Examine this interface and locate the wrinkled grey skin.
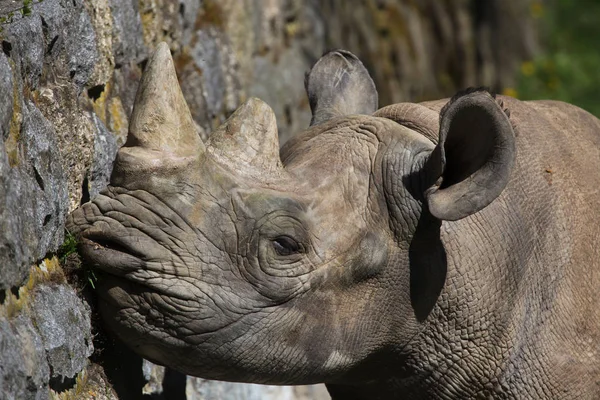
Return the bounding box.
[67,43,600,399]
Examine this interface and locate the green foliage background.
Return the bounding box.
[514,0,600,117]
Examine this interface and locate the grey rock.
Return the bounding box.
[0,52,29,291]
[0,62,35,290]
[0,164,35,291]
[35,0,98,89]
[89,113,118,198]
[31,283,93,382]
[189,28,228,120]
[64,1,98,89]
[179,0,201,46]
[0,3,72,290]
[0,52,13,141]
[109,0,147,66]
[3,13,44,90]
[12,314,51,400]
[0,315,50,400]
[21,101,68,260]
[34,0,71,61]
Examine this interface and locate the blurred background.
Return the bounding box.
[0,0,599,399]
[511,0,600,117]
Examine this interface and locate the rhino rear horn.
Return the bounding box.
[306,50,378,126]
[207,98,282,172]
[126,42,204,156]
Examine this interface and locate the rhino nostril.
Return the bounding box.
[77,235,145,276]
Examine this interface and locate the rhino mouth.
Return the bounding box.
[78,232,202,303]
[79,236,175,300]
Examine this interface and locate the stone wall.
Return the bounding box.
[0,0,536,398]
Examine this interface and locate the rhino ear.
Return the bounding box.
[424,90,515,221]
[126,42,204,156]
[305,50,378,126]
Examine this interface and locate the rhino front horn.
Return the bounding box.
[126,42,204,156]
[207,98,282,172]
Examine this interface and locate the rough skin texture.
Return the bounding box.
[67,43,600,399]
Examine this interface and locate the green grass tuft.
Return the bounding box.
[514,0,600,117]
[21,0,32,16]
[58,232,98,291]
[58,232,78,264]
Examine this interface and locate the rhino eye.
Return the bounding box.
[272,236,302,256]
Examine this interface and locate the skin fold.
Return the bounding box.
[67,42,600,399]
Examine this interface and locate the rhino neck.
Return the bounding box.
[401,198,576,398]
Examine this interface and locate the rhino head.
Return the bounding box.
[67,43,514,389]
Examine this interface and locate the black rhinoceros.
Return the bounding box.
[67,43,600,399]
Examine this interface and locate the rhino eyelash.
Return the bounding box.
[272,236,303,256]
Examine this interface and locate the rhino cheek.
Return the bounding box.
[96,289,196,367]
[343,232,389,285]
